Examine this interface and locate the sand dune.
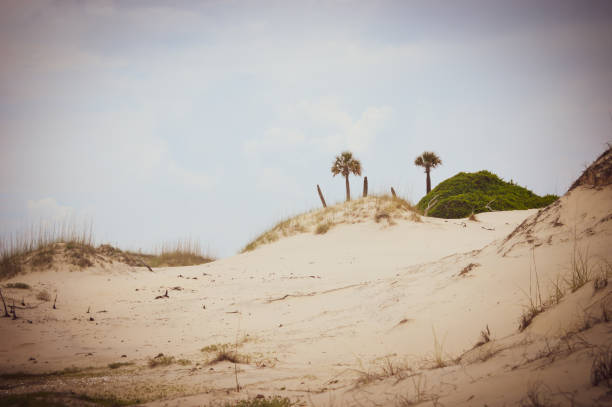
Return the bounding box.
[1,158,611,405]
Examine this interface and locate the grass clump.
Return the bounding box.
[224,396,293,407]
[0,391,139,406]
[565,245,592,292]
[315,221,333,235]
[108,361,134,369]
[416,170,558,218]
[36,290,51,302]
[591,345,612,387]
[133,238,214,267]
[4,282,30,289]
[147,353,175,368]
[242,217,306,253]
[0,220,94,279]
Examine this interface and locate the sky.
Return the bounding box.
[1,0,611,257]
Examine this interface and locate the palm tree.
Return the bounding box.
[331,151,362,201]
[414,151,442,194]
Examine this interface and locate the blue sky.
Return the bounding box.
[1,0,611,257]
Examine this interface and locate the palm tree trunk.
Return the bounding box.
[345,174,350,201]
[426,168,431,194]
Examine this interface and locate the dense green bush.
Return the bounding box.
[416,170,558,218]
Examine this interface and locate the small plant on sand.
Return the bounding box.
[148,353,175,368]
[474,325,491,348]
[177,358,192,366]
[519,381,556,407]
[431,327,447,368]
[565,244,592,292]
[518,249,545,332]
[36,290,51,302]
[591,345,612,387]
[396,374,431,406]
[593,261,611,291]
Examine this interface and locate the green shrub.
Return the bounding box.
[416,171,558,218]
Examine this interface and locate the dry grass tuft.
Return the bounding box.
[519,382,555,407]
[591,345,612,387]
[315,222,333,235]
[108,361,134,369]
[4,282,30,289]
[409,212,422,223]
[148,353,175,368]
[36,290,51,302]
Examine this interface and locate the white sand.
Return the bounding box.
[1,186,611,406]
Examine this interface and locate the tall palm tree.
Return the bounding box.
[331,151,362,201]
[414,151,442,194]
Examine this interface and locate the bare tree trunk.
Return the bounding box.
[363,176,368,197]
[426,168,432,194]
[345,175,350,201]
[317,185,327,208]
[391,187,397,198]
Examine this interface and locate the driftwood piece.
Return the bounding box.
[139,259,153,272]
[0,289,10,317]
[485,199,495,212]
[391,187,397,198]
[424,195,439,216]
[317,184,327,208]
[363,176,368,197]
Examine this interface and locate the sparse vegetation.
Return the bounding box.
[474,325,491,347]
[565,244,592,292]
[147,353,175,368]
[431,327,447,368]
[0,391,138,407]
[241,195,417,252]
[0,222,213,279]
[591,346,612,387]
[224,396,293,407]
[519,382,556,407]
[4,282,30,289]
[315,222,333,235]
[132,238,213,267]
[416,170,558,218]
[108,361,134,369]
[36,289,51,302]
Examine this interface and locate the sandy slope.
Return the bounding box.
[1,186,611,406]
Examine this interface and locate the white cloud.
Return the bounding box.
[252,98,393,155]
[167,161,215,190]
[243,127,305,155]
[26,197,74,221]
[255,167,297,193]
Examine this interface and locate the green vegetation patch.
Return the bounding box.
[416,170,558,219]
